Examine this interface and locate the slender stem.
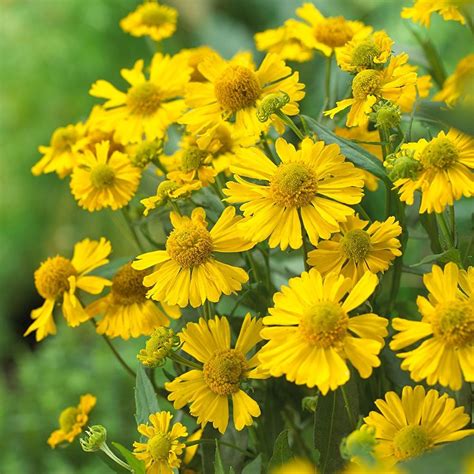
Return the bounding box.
[262,135,276,163]
[170,353,202,370]
[169,200,181,215]
[449,205,456,245]
[121,208,144,252]
[298,210,310,271]
[101,444,133,471]
[321,392,337,474]
[462,8,474,35]
[185,439,255,458]
[436,211,454,250]
[275,110,305,140]
[203,300,213,321]
[355,204,371,222]
[340,385,356,429]
[246,252,260,283]
[325,53,333,108]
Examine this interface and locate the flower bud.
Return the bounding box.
[370,101,401,129]
[137,327,180,368]
[80,425,107,452]
[384,150,422,181]
[302,395,318,413]
[257,92,290,122]
[131,139,164,168]
[340,425,377,465]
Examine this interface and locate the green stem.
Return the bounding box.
[449,205,456,245]
[185,439,255,458]
[325,53,333,108]
[275,110,305,140]
[169,200,181,215]
[340,385,356,429]
[298,210,310,271]
[320,392,336,474]
[101,443,133,471]
[170,353,202,370]
[436,211,454,250]
[203,300,213,321]
[355,204,371,222]
[121,208,144,252]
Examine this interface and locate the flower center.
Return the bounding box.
[341,229,371,262]
[58,406,79,433]
[203,349,246,396]
[214,65,261,112]
[157,180,179,197]
[314,17,353,48]
[270,162,318,208]
[432,300,474,347]
[352,70,382,99]
[51,127,78,153]
[111,263,149,306]
[393,425,432,461]
[127,82,161,116]
[140,6,170,27]
[213,125,233,154]
[90,163,116,189]
[166,223,213,268]
[132,139,163,168]
[351,40,382,70]
[148,432,171,461]
[299,301,349,348]
[419,137,459,169]
[181,146,208,172]
[34,256,77,300]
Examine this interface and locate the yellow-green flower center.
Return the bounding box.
[59,406,79,433]
[148,432,171,461]
[51,127,78,153]
[419,137,459,169]
[181,146,208,172]
[351,40,381,70]
[203,349,246,395]
[270,162,318,207]
[314,17,353,48]
[341,229,371,262]
[90,163,116,189]
[141,6,171,27]
[132,139,163,168]
[352,70,382,99]
[214,65,261,112]
[300,301,349,348]
[127,82,161,116]
[34,256,77,300]
[166,223,213,268]
[393,425,432,461]
[111,263,148,306]
[432,300,474,347]
[157,180,180,198]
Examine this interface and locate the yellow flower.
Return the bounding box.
[120,0,177,42]
[87,262,180,340]
[90,53,191,144]
[24,238,111,342]
[391,129,474,213]
[132,207,254,308]
[434,53,474,107]
[258,270,388,394]
[32,122,88,178]
[336,30,394,73]
[364,386,474,464]
[401,0,467,27]
[133,411,188,474]
[325,54,418,127]
[48,394,96,448]
[166,314,267,433]
[390,262,473,390]
[307,215,402,284]
[176,46,219,82]
[271,458,317,474]
[224,137,365,250]
[342,461,404,474]
[179,51,305,142]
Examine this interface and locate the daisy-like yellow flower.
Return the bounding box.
[133,411,188,474]
[224,137,365,250]
[401,0,467,27]
[87,262,180,340]
[70,141,141,212]
[48,394,96,448]
[132,207,254,308]
[90,53,191,144]
[325,54,418,127]
[32,122,88,178]
[179,52,305,142]
[391,129,474,213]
[364,386,474,464]
[120,0,177,42]
[390,262,473,390]
[434,53,474,107]
[307,215,402,284]
[336,30,394,73]
[176,46,219,82]
[166,314,267,433]
[258,270,388,394]
[24,238,111,342]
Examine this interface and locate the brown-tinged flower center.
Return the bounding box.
[203,349,246,395]
[393,425,432,461]
[127,82,161,116]
[111,263,148,306]
[181,146,208,172]
[419,137,459,169]
[341,229,371,262]
[34,256,77,300]
[90,163,116,188]
[432,300,474,347]
[314,17,353,48]
[352,69,382,99]
[351,40,382,70]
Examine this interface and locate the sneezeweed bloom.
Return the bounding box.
[401,0,467,27]
[48,394,96,448]
[137,327,180,368]
[166,314,267,433]
[133,411,188,474]
[87,262,180,340]
[336,30,394,73]
[307,215,402,284]
[180,52,305,142]
[258,270,388,394]
[70,141,141,212]
[176,46,219,82]
[120,0,178,42]
[364,386,474,464]
[90,53,191,144]
[224,137,365,250]
[390,129,474,213]
[390,262,473,390]
[133,207,254,308]
[24,238,111,341]
[32,122,88,178]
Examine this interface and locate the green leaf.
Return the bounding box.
[111,442,146,474]
[242,454,262,474]
[410,249,460,267]
[268,430,293,471]
[301,115,390,185]
[214,440,227,474]
[134,364,160,426]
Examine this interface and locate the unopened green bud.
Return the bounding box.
[80,425,107,452]
[257,92,290,122]
[302,395,319,413]
[137,327,180,368]
[370,101,401,129]
[340,425,377,465]
[132,139,164,168]
[384,150,422,181]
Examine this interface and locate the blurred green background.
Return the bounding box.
[0,0,472,472]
